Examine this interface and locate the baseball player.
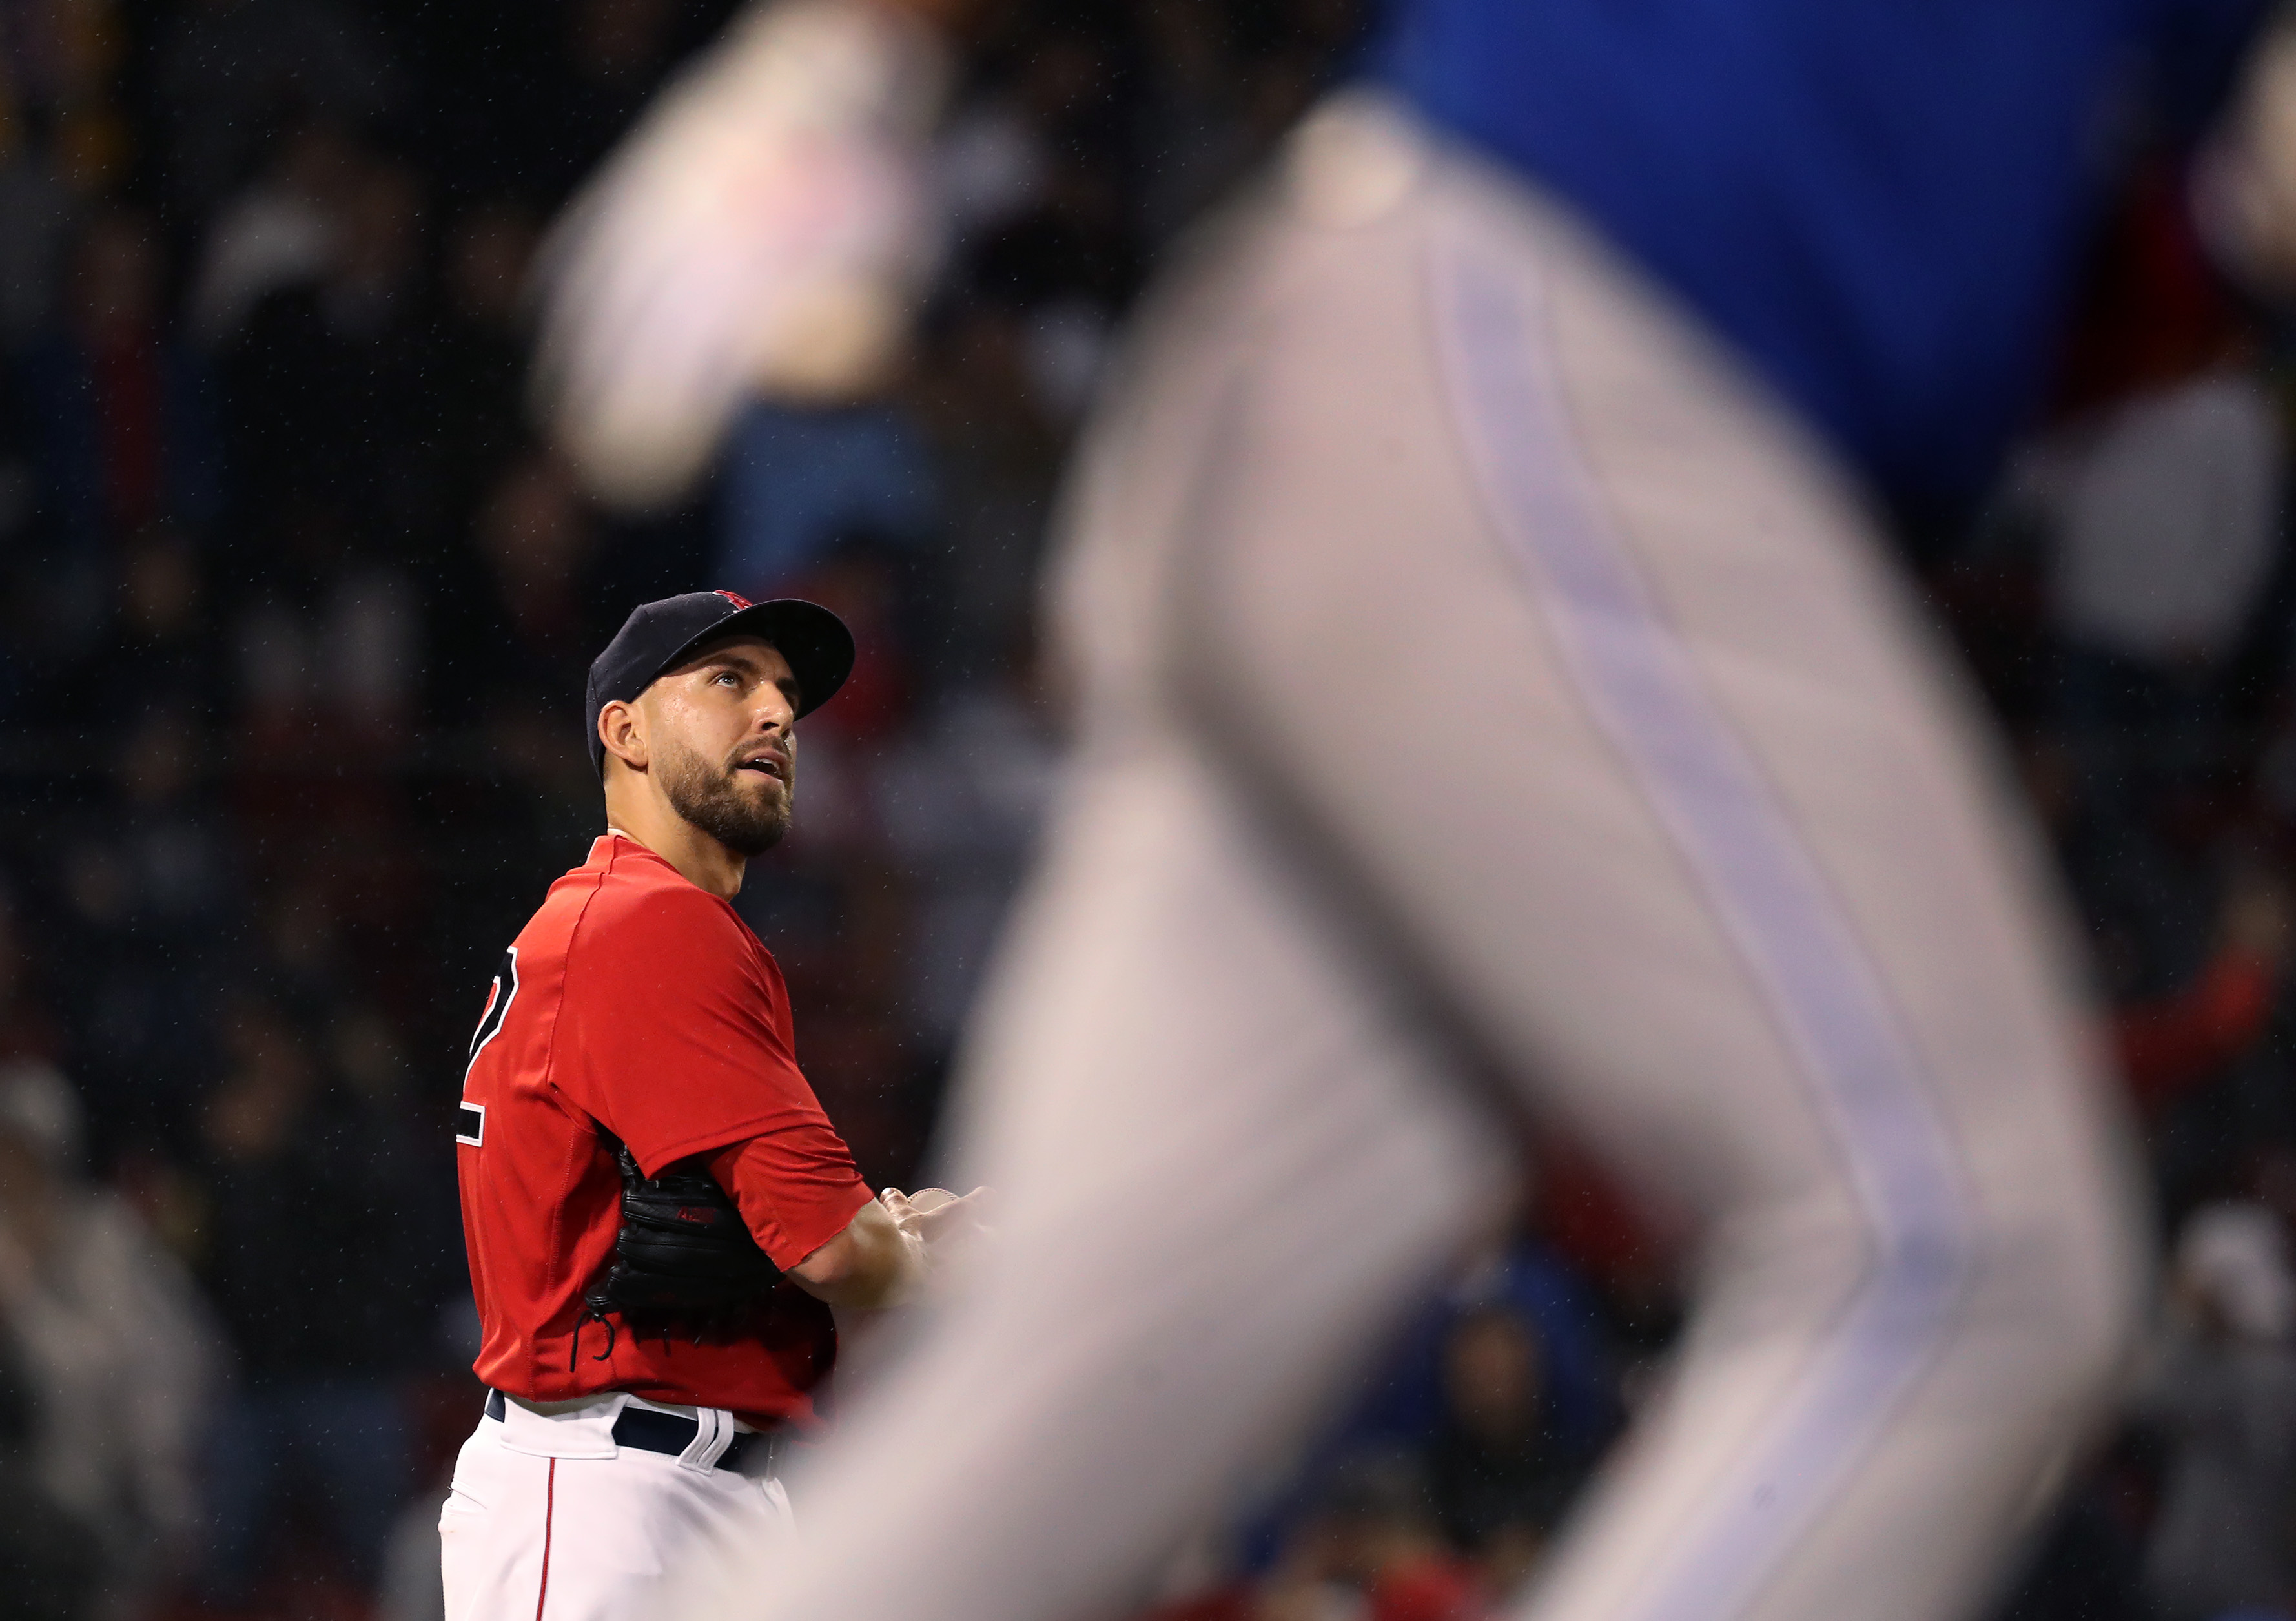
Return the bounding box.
[442,588,983,1621]
[530,5,2296,1621]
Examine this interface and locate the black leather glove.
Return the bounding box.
[578,1133,782,1351]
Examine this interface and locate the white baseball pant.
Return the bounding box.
[440,1392,795,1620]
[758,96,2147,1621]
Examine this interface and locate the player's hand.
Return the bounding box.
[533,0,950,510]
[881,1184,996,1271]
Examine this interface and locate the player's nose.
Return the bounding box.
[752,688,795,731]
[762,705,792,736]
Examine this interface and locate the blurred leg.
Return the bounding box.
[760,712,1513,1621]
[1169,115,2145,1621]
[759,100,2142,1621]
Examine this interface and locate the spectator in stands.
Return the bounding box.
[2016,340,2288,998]
[2138,1203,2296,1621]
[216,147,437,756]
[222,150,439,594]
[15,205,222,561]
[0,881,62,1070]
[1149,1451,1484,1621]
[76,524,226,722]
[902,304,1066,684]
[0,1059,220,1615]
[187,119,365,350]
[0,133,79,349]
[49,702,239,1152]
[431,199,545,519]
[2113,861,2288,1115]
[2039,348,2282,693]
[0,1322,103,1621]
[425,450,603,725]
[1304,1452,1486,1621]
[1424,1306,1595,1565]
[1342,1204,1621,1463]
[872,632,1060,1053]
[152,0,398,222]
[195,997,428,1604]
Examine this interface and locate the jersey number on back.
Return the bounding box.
[458,947,519,1146]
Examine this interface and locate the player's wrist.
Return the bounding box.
[869,1188,934,1306]
[865,1222,930,1309]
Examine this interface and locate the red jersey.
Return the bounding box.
[456,832,873,1429]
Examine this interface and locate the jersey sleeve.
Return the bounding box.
[551,880,864,1181]
[708,1137,876,1272]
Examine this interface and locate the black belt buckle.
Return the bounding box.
[484,1389,764,1473]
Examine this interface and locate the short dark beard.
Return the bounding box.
[659,734,791,856]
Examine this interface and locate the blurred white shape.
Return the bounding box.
[2044,369,2282,666]
[0,1060,81,1168]
[534,0,950,511]
[189,188,336,347]
[2178,1203,2296,1344]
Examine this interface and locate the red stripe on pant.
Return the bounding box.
[535,1458,557,1620]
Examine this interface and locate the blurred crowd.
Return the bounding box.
[1,2,2295,1620]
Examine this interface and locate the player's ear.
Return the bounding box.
[599,700,648,772]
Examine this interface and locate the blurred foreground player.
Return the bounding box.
[537,4,2296,1620]
[444,590,984,1621]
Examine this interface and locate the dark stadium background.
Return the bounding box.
[1,3,2293,1618]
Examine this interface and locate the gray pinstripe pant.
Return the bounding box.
[761,96,2144,1621]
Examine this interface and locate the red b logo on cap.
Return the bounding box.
[714,590,754,610]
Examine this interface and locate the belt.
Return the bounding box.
[483,1389,766,1474]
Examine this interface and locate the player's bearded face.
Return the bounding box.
[659,726,794,856]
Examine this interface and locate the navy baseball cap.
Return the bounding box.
[585,590,854,774]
